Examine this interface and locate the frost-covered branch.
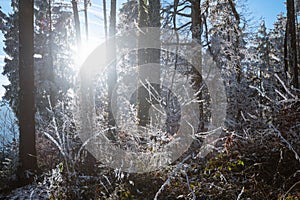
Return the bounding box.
[154,154,191,200]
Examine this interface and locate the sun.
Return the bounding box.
[77,42,97,65]
[74,38,104,70]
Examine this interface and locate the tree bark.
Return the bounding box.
[18,0,38,184]
[107,0,117,132]
[285,0,299,88]
[137,0,149,127]
[137,0,161,127]
[71,0,81,46]
[84,0,89,40]
[48,0,56,107]
[190,0,204,131]
[103,0,108,39]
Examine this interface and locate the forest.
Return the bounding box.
[0,0,299,199]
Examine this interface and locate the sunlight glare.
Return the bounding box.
[77,41,99,67]
[74,36,105,72]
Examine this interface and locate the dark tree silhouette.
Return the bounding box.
[84,0,89,40]
[71,0,81,46]
[17,0,38,184]
[103,0,108,38]
[285,0,299,88]
[137,0,161,127]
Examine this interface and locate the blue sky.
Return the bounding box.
[247,0,286,28]
[0,0,287,98]
[0,0,12,98]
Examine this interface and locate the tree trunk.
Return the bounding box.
[109,0,116,37]
[228,0,241,83]
[48,0,56,107]
[103,0,108,39]
[107,0,117,133]
[84,0,89,40]
[137,0,150,127]
[72,0,81,46]
[148,0,161,65]
[18,0,38,184]
[137,0,161,127]
[285,0,299,88]
[191,0,204,131]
